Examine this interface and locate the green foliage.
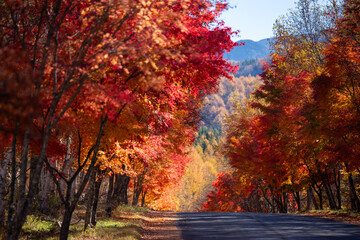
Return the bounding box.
[19,210,145,240]
[23,216,55,233]
[68,220,141,240]
[21,215,56,239]
[113,205,149,215]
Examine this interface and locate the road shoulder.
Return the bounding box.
[298,210,360,226]
[141,211,182,240]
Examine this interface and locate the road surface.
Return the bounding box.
[177,212,360,240]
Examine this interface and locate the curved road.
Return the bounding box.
[177,212,360,240]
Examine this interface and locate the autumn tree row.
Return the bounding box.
[0,0,237,239]
[204,0,360,213]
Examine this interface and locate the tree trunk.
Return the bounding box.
[112,174,122,207]
[29,156,42,205]
[111,173,130,207]
[321,164,337,209]
[141,190,147,207]
[313,159,335,209]
[132,170,146,206]
[84,167,103,229]
[106,175,114,217]
[119,175,130,205]
[7,121,54,240]
[16,129,30,216]
[333,166,341,209]
[91,176,102,226]
[348,173,360,212]
[40,168,52,213]
[6,156,45,240]
[0,149,12,227]
[57,116,107,240]
[7,124,18,239]
[306,188,312,211]
[261,188,275,213]
[293,191,301,212]
[311,184,323,210]
[333,164,342,209]
[282,192,288,213]
[84,168,96,231]
[274,193,287,213]
[318,188,323,210]
[59,205,75,240]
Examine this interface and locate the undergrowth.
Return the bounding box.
[18,205,147,240]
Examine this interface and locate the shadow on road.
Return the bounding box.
[177,212,360,240]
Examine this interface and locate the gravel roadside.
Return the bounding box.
[141,211,182,240]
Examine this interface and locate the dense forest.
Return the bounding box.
[204,0,360,214]
[0,0,237,239]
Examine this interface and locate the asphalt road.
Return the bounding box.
[177,212,360,240]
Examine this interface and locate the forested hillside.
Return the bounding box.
[176,27,271,213]
[224,39,271,61]
[177,75,262,211]
[176,21,274,212]
[232,57,270,77]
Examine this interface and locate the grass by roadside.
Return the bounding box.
[297,209,360,226]
[17,205,149,240]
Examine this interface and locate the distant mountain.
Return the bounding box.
[224,39,272,61]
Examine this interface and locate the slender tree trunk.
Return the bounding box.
[7,124,18,239]
[40,168,52,213]
[261,188,275,213]
[0,149,12,227]
[321,165,337,209]
[311,184,323,210]
[91,176,102,226]
[83,167,103,229]
[293,191,301,211]
[274,193,287,213]
[132,170,146,206]
[7,111,55,239]
[283,192,288,213]
[106,174,114,217]
[315,160,336,210]
[348,173,360,212]
[84,169,96,231]
[29,156,42,203]
[16,129,30,217]
[318,188,323,210]
[70,172,76,201]
[334,166,341,209]
[141,190,147,207]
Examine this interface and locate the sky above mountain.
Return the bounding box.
[220,0,297,41]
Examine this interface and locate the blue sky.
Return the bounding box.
[220,0,297,41]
